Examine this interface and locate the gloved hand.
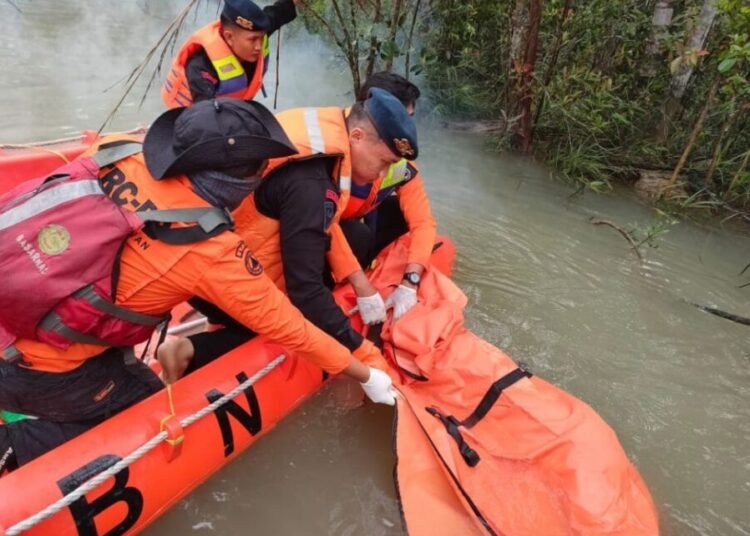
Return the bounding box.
[353,339,389,372]
[360,368,397,406]
[356,291,387,325]
[385,284,418,320]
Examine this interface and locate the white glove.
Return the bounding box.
[356,292,387,325]
[360,368,397,406]
[385,285,418,320]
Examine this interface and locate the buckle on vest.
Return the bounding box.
[1,345,23,366]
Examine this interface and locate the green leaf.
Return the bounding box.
[588,181,609,193]
[718,58,738,73]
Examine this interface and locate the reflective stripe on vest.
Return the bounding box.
[211,54,248,95]
[381,159,410,189]
[265,107,352,222]
[262,35,270,73]
[300,108,350,219]
[260,35,272,98]
[0,180,101,231]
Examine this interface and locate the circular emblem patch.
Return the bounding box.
[244,251,264,276]
[37,224,71,256]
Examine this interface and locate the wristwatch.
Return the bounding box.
[403,272,421,286]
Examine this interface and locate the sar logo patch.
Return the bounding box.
[244,250,263,276]
[37,224,70,256]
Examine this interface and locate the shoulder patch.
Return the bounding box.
[244,249,264,276]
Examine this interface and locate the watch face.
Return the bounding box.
[405,272,421,285]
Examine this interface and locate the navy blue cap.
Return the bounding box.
[222,0,270,32]
[364,87,418,160]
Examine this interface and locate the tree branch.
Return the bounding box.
[589,217,644,261]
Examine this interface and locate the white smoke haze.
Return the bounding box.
[0,0,350,143]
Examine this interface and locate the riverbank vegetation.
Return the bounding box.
[300,0,750,221]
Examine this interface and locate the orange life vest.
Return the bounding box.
[342,159,416,220]
[233,107,352,287]
[367,237,659,536]
[12,135,232,372]
[161,21,265,109]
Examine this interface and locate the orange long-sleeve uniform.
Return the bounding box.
[13,137,352,375]
[327,159,437,282]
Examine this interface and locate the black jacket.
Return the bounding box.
[254,159,364,352]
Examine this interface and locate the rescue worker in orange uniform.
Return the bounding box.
[0,99,396,473]
[336,72,436,321]
[162,0,298,108]
[156,89,418,383]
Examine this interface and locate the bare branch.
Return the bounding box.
[383,0,405,71]
[273,28,282,109]
[404,0,422,78]
[298,0,346,50]
[5,0,21,13]
[589,217,643,261]
[97,0,202,133]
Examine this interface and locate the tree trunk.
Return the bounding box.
[667,78,720,189]
[509,0,543,154]
[670,0,718,100]
[383,0,405,71]
[365,0,383,82]
[725,149,750,201]
[532,0,572,133]
[641,0,674,77]
[509,0,530,79]
[403,0,422,79]
[657,0,718,141]
[705,98,738,188]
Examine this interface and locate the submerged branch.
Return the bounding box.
[589,217,643,261]
[691,303,750,326]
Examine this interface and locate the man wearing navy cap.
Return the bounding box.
[156,90,419,383]
[332,72,436,322]
[162,0,299,108]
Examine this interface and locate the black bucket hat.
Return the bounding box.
[144,99,298,180]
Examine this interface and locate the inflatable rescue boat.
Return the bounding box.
[0,132,659,536]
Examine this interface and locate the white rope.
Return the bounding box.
[0,127,146,150]
[6,354,286,536]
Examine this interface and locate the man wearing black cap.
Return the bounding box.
[0,98,396,472]
[155,89,419,383]
[332,72,436,322]
[162,0,299,108]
